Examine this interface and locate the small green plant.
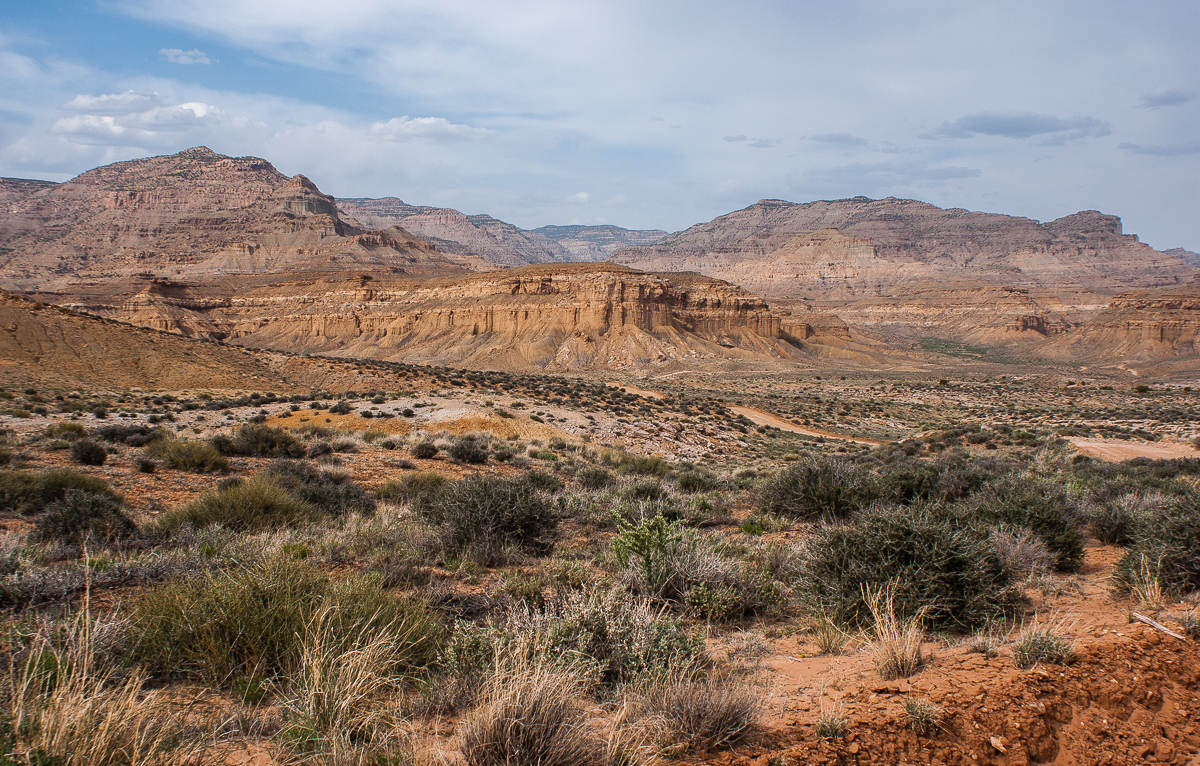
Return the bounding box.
[815,711,847,740]
[903,697,942,734]
[610,513,684,597]
[448,437,489,464]
[1013,622,1076,669]
[0,468,121,515]
[211,423,307,458]
[154,475,317,533]
[809,612,847,655]
[415,474,557,563]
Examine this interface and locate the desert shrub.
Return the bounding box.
[147,439,229,473]
[602,449,669,476]
[154,475,317,533]
[576,466,614,490]
[1113,491,1200,595]
[636,673,760,747]
[32,489,136,545]
[875,458,940,504]
[69,438,107,466]
[458,662,607,766]
[211,423,307,458]
[1013,623,1076,668]
[1088,491,1163,545]
[131,556,440,685]
[523,469,564,493]
[756,456,877,521]
[989,526,1055,579]
[265,459,375,517]
[93,423,166,447]
[43,421,86,441]
[903,697,943,735]
[376,471,447,504]
[0,468,121,516]
[613,516,781,620]
[412,441,439,460]
[794,504,1015,631]
[416,475,557,563]
[624,478,667,502]
[965,476,1084,572]
[442,589,706,689]
[328,401,352,415]
[449,436,489,464]
[676,469,717,494]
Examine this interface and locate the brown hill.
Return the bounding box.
[337,198,668,266]
[1039,284,1200,367]
[0,291,291,390]
[0,148,483,292]
[611,197,1198,345]
[59,264,812,371]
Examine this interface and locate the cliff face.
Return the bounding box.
[1040,285,1200,363]
[0,148,481,291]
[611,197,1198,342]
[86,264,801,371]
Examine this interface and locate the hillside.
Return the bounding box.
[0,291,290,390]
[0,148,483,292]
[337,198,668,266]
[611,197,1198,345]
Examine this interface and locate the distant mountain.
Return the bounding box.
[611,197,1199,345]
[1164,248,1200,269]
[338,198,668,266]
[532,225,668,261]
[337,197,569,266]
[0,148,482,292]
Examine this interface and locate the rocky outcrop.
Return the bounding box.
[611,197,1198,341]
[81,264,802,371]
[1040,285,1200,362]
[1164,248,1200,269]
[0,148,482,291]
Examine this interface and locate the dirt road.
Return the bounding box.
[1068,437,1197,462]
[729,405,884,445]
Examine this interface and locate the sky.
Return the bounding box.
[0,1,1197,250]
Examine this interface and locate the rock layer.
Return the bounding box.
[0,148,481,291]
[77,264,803,371]
[1040,284,1200,363]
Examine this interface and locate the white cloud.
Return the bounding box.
[566,191,589,204]
[160,48,211,65]
[368,116,490,143]
[63,91,162,114]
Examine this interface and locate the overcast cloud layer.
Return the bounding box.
[0,1,1197,250]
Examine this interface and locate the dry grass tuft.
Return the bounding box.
[864,583,925,680]
[633,673,760,748]
[458,660,608,766]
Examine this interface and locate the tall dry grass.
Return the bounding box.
[863,583,926,680]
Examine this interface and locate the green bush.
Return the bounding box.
[602,449,669,477]
[576,467,613,491]
[31,489,136,545]
[211,424,307,458]
[416,475,557,563]
[43,422,86,441]
[676,469,717,494]
[69,439,107,466]
[376,471,448,504]
[964,476,1084,572]
[155,475,317,533]
[448,437,489,464]
[130,556,441,684]
[523,470,564,494]
[1114,492,1200,595]
[756,456,878,521]
[0,468,121,516]
[147,439,229,473]
[794,504,1016,632]
[265,460,375,517]
[412,441,439,460]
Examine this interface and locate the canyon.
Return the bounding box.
[2,148,1198,376]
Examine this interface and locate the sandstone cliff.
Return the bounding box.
[1039,284,1200,364]
[0,148,482,291]
[72,264,804,371]
[611,197,1198,344]
[532,225,668,261]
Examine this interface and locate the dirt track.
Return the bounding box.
[729,405,884,445]
[1068,437,1197,462]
